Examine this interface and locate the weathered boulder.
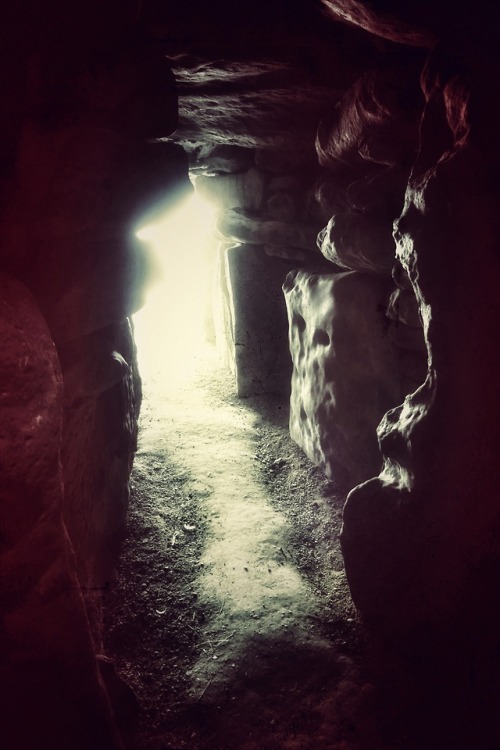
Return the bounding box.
[314,65,421,285]
[0,272,120,750]
[318,210,395,275]
[283,269,401,487]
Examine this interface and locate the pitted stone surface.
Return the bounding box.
[284,269,401,487]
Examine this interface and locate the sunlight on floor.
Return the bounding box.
[133,191,217,384]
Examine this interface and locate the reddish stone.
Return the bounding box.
[0,272,121,749]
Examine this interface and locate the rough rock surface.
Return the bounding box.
[59,320,141,643]
[284,270,401,487]
[1,1,500,747]
[0,273,119,750]
[220,244,294,397]
[315,63,423,173]
[0,13,186,748]
[173,58,339,151]
[320,0,435,46]
[340,41,500,670]
[320,0,499,48]
[318,210,396,275]
[167,8,378,155]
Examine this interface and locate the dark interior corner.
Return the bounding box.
[1,1,499,748]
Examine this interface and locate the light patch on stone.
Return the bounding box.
[284,269,402,487]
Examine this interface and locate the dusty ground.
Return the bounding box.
[104,341,500,750]
[104,342,397,750]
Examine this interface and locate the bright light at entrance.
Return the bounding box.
[133,192,217,383]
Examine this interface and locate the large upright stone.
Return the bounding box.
[59,320,141,642]
[222,244,294,397]
[283,270,401,487]
[0,273,120,750]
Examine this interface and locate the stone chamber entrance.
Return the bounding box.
[1,2,500,750]
[103,190,370,749]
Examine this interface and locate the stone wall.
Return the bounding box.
[341,41,500,638]
[284,270,401,487]
[0,5,190,746]
[293,3,500,653]
[0,273,122,750]
[193,144,331,398]
[284,59,427,487]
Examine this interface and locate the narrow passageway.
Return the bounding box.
[103,194,389,748]
[104,336,387,749]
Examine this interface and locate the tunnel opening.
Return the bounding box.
[133,190,217,386]
[2,2,500,750]
[105,170,366,749]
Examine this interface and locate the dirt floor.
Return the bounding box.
[103,338,500,750]
[104,339,399,750]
